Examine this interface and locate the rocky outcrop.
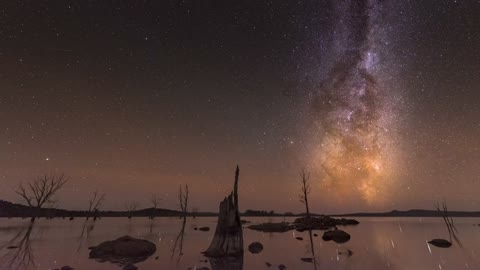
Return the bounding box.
[247,216,359,233]
[294,216,359,231]
[89,236,156,265]
[247,222,294,232]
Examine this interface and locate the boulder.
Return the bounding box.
[248,242,263,254]
[89,236,156,264]
[428,239,452,248]
[300,258,313,263]
[322,229,351,244]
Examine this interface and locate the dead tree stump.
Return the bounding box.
[204,165,244,258]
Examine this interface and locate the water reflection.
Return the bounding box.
[171,217,187,264]
[0,217,479,269]
[209,255,244,270]
[306,230,318,270]
[0,222,35,270]
[77,219,97,252]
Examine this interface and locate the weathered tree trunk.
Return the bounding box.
[204,166,243,258]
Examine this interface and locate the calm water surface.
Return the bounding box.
[1,217,480,270]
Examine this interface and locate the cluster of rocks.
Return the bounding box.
[247,216,359,233]
[294,216,359,231]
[247,222,294,233]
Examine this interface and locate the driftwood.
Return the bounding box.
[204,166,244,259]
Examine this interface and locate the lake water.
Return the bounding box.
[1,217,480,270]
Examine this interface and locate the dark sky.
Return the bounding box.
[1,0,479,213]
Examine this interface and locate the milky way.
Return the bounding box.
[1,0,479,213]
[307,0,400,206]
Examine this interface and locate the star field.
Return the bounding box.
[0,0,479,213]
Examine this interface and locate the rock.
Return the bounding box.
[6,246,18,249]
[428,239,452,248]
[266,262,272,267]
[300,258,313,263]
[313,234,318,237]
[89,236,156,264]
[155,256,159,260]
[278,264,287,270]
[322,229,351,244]
[338,248,354,257]
[248,242,264,254]
[122,264,137,270]
[247,222,294,233]
[198,227,210,232]
[69,217,74,220]
[295,237,303,241]
[194,227,198,230]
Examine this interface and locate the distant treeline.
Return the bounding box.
[0,200,300,218]
[0,200,185,218]
[3,200,480,218]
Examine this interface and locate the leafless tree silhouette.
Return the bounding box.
[179,184,189,217]
[150,194,162,219]
[125,201,139,219]
[299,169,311,217]
[87,191,105,220]
[15,173,69,221]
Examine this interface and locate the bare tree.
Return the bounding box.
[125,201,139,219]
[15,173,69,221]
[150,194,162,219]
[299,169,311,218]
[87,191,105,220]
[191,207,199,219]
[171,184,188,264]
[179,184,189,217]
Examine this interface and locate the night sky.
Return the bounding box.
[1,1,479,214]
